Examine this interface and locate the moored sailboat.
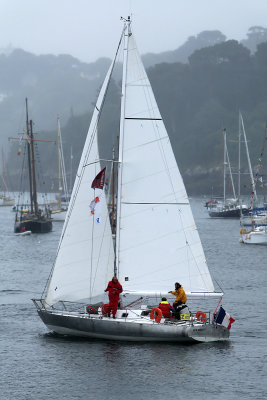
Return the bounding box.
[33,18,234,342]
[208,129,247,218]
[0,149,15,206]
[50,118,69,222]
[13,99,53,234]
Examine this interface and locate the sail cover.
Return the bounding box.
[45,64,115,306]
[117,34,215,296]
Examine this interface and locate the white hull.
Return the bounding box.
[0,197,15,206]
[15,230,31,236]
[38,308,229,343]
[51,209,67,221]
[241,227,267,244]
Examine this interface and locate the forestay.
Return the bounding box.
[117,33,216,297]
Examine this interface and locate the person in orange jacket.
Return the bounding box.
[168,282,187,309]
[104,276,123,318]
[158,297,174,318]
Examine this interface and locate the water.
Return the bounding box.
[0,199,266,400]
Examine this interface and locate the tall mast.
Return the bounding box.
[115,17,131,277]
[57,117,62,210]
[69,146,73,192]
[1,149,8,195]
[111,146,115,233]
[240,113,257,202]
[225,137,236,199]
[25,98,33,213]
[238,111,241,199]
[29,119,38,214]
[223,129,226,204]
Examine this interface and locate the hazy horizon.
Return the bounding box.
[0,0,267,63]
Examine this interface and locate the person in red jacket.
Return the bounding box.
[104,276,123,318]
[158,297,174,318]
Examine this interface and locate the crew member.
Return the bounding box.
[104,276,123,318]
[168,282,187,309]
[158,297,174,318]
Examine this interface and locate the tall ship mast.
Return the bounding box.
[13,98,53,234]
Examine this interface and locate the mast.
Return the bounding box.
[238,112,241,199]
[1,149,8,196]
[29,119,38,214]
[57,117,62,210]
[25,98,33,213]
[223,129,226,204]
[69,146,73,192]
[240,113,257,202]
[115,17,131,277]
[111,146,115,233]
[225,137,236,199]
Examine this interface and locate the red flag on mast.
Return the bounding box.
[91,167,106,189]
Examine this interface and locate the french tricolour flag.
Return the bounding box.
[215,307,235,330]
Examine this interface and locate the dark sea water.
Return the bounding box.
[0,199,266,400]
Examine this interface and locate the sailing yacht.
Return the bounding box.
[208,129,247,218]
[33,18,234,342]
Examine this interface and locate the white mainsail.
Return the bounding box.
[116,32,216,296]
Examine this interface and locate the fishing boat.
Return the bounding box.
[13,99,53,234]
[33,18,234,343]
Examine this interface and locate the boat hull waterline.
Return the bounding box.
[14,219,52,233]
[38,310,229,343]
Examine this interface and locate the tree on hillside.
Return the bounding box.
[241,26,267,53]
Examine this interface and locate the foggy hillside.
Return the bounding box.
[2,26,267,195]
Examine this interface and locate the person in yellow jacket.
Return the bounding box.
[168,282,187,309]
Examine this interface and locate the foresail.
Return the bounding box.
[118,33,215,296]
[45,64,115,306]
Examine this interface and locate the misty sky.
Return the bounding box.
[0,0,267,63]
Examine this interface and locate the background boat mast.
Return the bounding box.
[29,119,38,214]
[25,98,34,213]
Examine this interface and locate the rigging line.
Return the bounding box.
[121,202,188,205]
[125,117,162,121]
[91,203,113,296]
[89,188,96,301]
[83,159,120,168]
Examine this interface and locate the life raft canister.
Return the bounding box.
[196,310,207,323]
[150,307,162,323]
